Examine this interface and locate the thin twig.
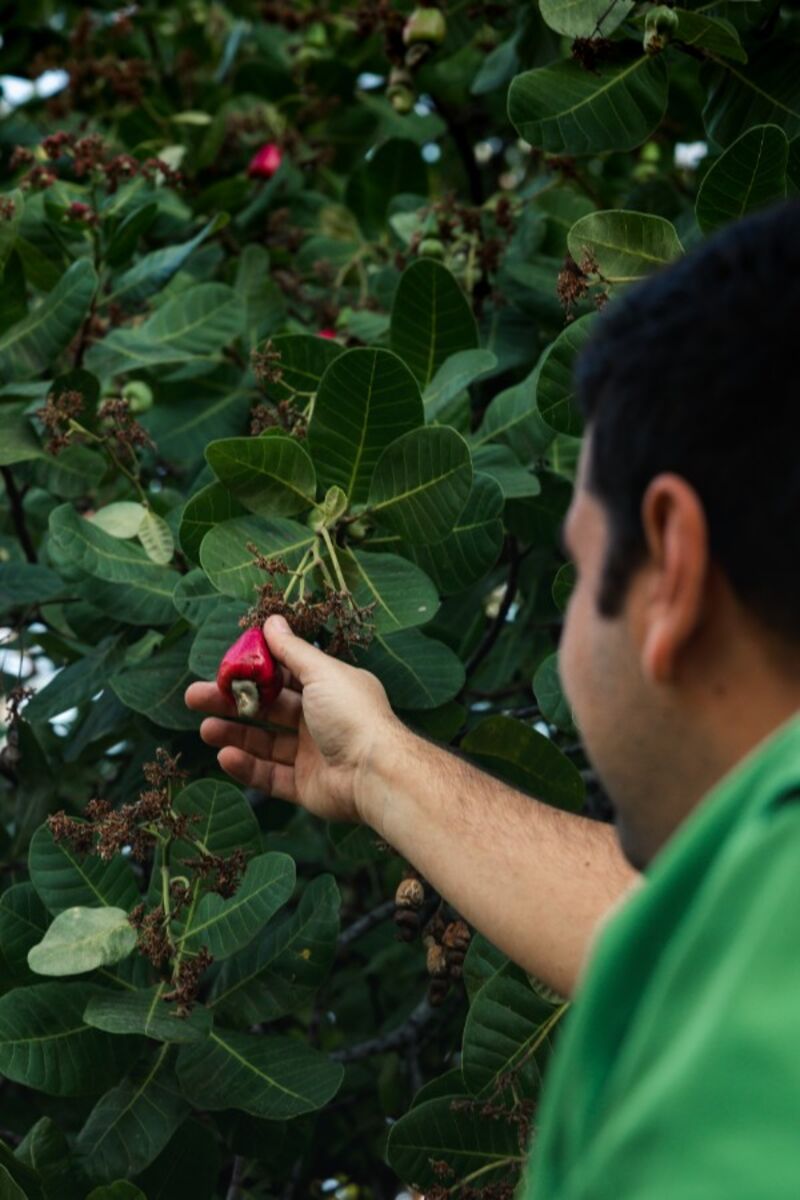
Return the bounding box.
[1,468,37,563]
[225,1155,246,1200]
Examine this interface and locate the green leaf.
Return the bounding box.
[539,0,634,37]
[368,426,472,544]
[0,884,48,987]
[262,332,344,406]
[178,852,295,960]
[33,444,106,500]
[0,982,142,1096]
[703,45,800,149]
[0,564,64,610]
[0,404,43,466]
[28,824,139,915]
[353,628,465,710]
[423,348,497,423]
[390,260,478,388]
[0,190,23,273]
[27,906,136,977]
[552,561,576,613]
[472,368,555,461]
[339,549,440,632]
[108,214,227,306]
[461,715,584,812]
[109,637,200,731]
[199,514,315,601]
[567,210,683,284]
[0,1165,28,1200]
[235,244,286,349]
[308,347,423,504]
[346,138,427,238]
[0,259,97,382]
[89,503,147,539]
[211,875,340,1025]
[533,652,575,733]
[137,510,174,564]
[206,434,317,517]
[179,482,246,564]
[83,986,211,1044]
[536,314,596,436]
[393,473,505,596]
[25,640,122,725]
[463,931,510,1003]
[188,600,249,680]
[15,1117,82,1200]
[49,504,176,627]
[172,568,226,625]
[471,444,540,500]
[176,1028,344,1118]
[76,1045,189,1181]
[508,55,668,155]
[106,201,159,268]
[0,1141,44,1200]
[462,966,562,1100]
[85,285,244,379]
[696,125,788,234]
[670,9,747,63]
[386,1096,523,1191]
[85,1185,146,1200]
[143,368,253,474]
[172,778,263,865]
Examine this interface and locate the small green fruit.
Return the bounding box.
[403,6,447,47]
[418,237,445,259]
[644,4,679,54]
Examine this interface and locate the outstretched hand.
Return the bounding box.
[184,614,397,826]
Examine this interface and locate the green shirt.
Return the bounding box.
[521,710,800,1200]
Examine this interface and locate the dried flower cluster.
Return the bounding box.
[98,397,155,460]
[250,400,308,440]
[36,389,85,455]
[556,250,607,318]
[10,131,182,194]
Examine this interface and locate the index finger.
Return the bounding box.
[184,681,301,729]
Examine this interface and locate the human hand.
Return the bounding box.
[184,614,399,825]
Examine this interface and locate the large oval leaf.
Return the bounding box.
[48,504,176,627]
[28,824,139,916]
[390,259,478,388]
[0,259,97,382]
[386,1095,524,1191]
[262,332,344,405]
[188,600,249,680]
[110,637,199,731]
[171,778,263,865]
[339,548,439,632]
[567,210,683,285]
[177,852,295,960]
[0,883,49,987]
[353,628,465,710]
[461,715,584,812]
[199,514,315,601]
[368,426,473,544]
[307,347,423,504]
[703,45,800,149]
[178,482,246,564]
[540,0,633,37]
[211,874,340,1025]
[536,314,596,436]
[472,369,555,462]
[696,124,788,234]
[0,982,141,1096]
[393,473,505,596]
[205,433,317,517]
[27,906,137,977]
[508,55,668,156]
[83,985,212,1043]
[76,1045,189,1181]
[176,1028,343,1118]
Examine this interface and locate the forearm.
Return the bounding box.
[357,723,640,998]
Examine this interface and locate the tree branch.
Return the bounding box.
[330,995,437,1063]
[1,467,37,563]
[337,898,395,950]
[225,1155,246,1200]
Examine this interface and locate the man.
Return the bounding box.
[186,201,800,1197]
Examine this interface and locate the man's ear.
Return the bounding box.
[638,474,709,684]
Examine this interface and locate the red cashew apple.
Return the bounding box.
[216,628,282,718]
[319,328,337,339]
[247,142,282,179]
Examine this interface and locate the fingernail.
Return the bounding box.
[265,614,290,634]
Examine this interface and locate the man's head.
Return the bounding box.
[557,201,800,869]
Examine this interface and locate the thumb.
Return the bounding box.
[263,614,329,687]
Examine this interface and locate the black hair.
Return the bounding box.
[575,200,800,647]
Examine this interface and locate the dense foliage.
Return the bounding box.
[0,1,798,1197]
